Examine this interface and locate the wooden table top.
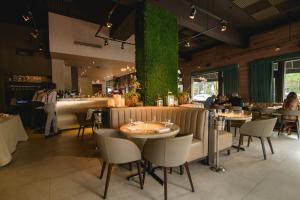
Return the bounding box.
[120,122,180,139]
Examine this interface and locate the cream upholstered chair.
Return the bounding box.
[143,134,194,200]
[259,108,276,119]
[238,118,277,160]
[95,129,143,199]
[278,110,300,139]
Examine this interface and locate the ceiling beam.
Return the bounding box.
[148,0,248,47]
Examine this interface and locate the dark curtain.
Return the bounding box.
[249,60,274,103]
[223,65,239,97]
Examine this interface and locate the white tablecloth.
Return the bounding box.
[0,115,28,167]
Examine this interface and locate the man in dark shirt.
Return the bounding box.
[229,92,243,107]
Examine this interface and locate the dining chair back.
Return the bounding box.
[143,134,194,200]
[94,129,143,199]
[238,118,277,160]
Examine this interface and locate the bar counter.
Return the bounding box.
[56,97,110,130]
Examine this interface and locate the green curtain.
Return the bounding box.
[249,60,274,103]
[223,65,239,97]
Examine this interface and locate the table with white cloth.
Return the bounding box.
[120,121,180,185]
[0,115,28,167]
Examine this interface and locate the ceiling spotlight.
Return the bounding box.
[104,39,108,46]
[184,41,191,47]
[220,20,227,32]
[92,61,95,64]
[37,44,43,52]
[22,11,32,22]
[106,21,112,28]
[275,45,281,52]
[30,32,39,39]
[189,5,197,20]
[121,42,125,49]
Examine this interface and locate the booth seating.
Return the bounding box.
[109,107,232,162]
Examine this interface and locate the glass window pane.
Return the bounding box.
[191,72,219,101]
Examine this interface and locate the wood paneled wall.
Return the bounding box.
[181,21,300,101]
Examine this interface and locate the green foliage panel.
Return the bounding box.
[135,2,178,105]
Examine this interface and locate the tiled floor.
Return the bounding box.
[1,129,300,200]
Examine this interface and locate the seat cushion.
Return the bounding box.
[187,138,204,162]
[216,131,232,152]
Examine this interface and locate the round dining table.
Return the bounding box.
[120,121,180,185]
[216,112,252,151]
[120,122,180,139]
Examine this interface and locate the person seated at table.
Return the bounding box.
[204,95,216,108]
[281,92,300,134]
[283,92,300,110]
[229,92,244,107]
[214,94,228,105]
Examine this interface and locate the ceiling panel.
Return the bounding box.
[251,6,280,21]
[232,0,261,8]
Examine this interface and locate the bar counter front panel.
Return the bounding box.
[56,97,109,130]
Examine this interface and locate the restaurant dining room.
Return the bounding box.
[1,0,300,199]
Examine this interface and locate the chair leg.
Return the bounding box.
[163,167,167,200]
[296,121,300,139]
[184,162,195,192]
[179,165,184,175]
[234,128,237,137]
[99,161,106,179]
[238,135,243,152]
[81,127,85,140]
[267,137,274,154]
[227,149,231,155]
[136,161,143,189]
[128,163,132,171]
[260,137,267,160]
[278,122,284,135]
[247,136,252,147]
[142,160,147,185]
[77,126,81,138]
[169,167,172,174]
[103,164,113,199]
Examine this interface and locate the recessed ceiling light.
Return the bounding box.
[92,61,95,64]
[189,5,197,20]
[106,22,112,28]
[184,41,191,47]
[220,20,227,32]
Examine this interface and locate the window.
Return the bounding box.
[284,59,300,99]
[191,72,219,101]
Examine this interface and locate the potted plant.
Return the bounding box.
[178,91,190,105]
[125,79,141,107]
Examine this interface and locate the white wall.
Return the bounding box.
[48,12,135,63]
[52,59,72,91]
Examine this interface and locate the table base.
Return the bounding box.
[127,163,164,185]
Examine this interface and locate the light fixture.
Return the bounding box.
[30,32,39,39]
[189,5,197,20]
[104,39,108,46]
[184,41,191,47]
[37,44,43,52]
[22,11,32,22]
[220,20,227,32]
[275,45,281,52]
[92,61,95,64]
[106,21,112,28]
[121,42,125,49]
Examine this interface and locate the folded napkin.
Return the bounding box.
[156,127,171,133]
[162,121,174,126]
[132,121,144,125]
[127,126,138,131]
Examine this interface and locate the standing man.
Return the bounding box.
[42,82,58,138]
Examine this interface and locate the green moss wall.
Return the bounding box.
[135,2,178,105]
